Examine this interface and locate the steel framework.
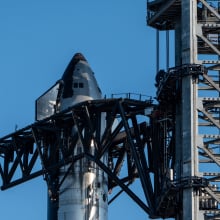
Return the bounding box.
[1,1,220,219]
[148,0,220,219]
[0,98,158,219]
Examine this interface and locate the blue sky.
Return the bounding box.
[0,0,158,136]
[0,1,162,219]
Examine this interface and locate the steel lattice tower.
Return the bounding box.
[148,0,220,219]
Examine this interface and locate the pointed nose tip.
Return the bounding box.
[73,53,87,62]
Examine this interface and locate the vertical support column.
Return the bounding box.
[177,0,199,219]
[181,0,198,63]
[47,194,58,220]
[180,75,198,220]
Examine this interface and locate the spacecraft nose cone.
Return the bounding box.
[72,53,87,63]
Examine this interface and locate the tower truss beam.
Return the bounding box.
[0,98,158,217]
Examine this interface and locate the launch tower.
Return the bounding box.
[147,0,220,219]
[0,1,220,220]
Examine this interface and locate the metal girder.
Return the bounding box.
[149,63,220,218]
[147,0,181,30]
[0,98,157,217]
